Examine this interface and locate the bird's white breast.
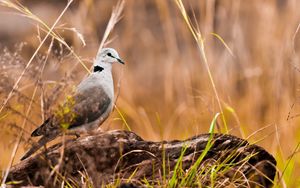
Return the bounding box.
[77,70,114,100]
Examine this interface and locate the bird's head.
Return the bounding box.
[93,48,124,73]
[97,48,124,65]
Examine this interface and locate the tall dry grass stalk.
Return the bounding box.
[174,0,228,133]
[97,0,124,55]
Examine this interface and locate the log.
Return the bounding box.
[7,130,276,187]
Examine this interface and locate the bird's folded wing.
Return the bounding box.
[68,86,112,129]
[31,87,112,136]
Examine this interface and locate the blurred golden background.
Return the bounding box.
[1,0,300,186]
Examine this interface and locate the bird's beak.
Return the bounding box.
[116,58,125,64]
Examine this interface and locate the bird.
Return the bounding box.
[21,48,125,160]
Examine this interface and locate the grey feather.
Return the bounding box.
[31,87,112,136]
[69,86,112,129]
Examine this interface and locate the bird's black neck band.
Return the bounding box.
[93,65,104,72]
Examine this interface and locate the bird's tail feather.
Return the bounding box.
[31,118,50,137]
[21,134,57,160]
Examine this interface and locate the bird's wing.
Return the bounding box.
[68,86,112,129]
[31,86,112,136]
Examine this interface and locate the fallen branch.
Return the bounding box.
[7,130,276,187]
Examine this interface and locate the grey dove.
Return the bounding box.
[21,48,124,160]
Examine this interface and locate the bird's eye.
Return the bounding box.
[107,52,112,56]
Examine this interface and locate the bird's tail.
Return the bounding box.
[21,134,57,160]
[31,118,50,137]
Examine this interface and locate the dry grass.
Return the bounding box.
[0,0,300,187]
